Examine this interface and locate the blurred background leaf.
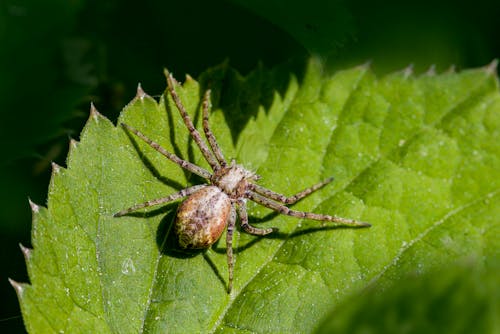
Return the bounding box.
[316,261,499,334]
[1,0,499,332]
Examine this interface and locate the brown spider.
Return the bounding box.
[114,72,370,293]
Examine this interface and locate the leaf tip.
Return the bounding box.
[484,59,498,75]
[360,60,372,69]
[8,278,26,297]
[51,161,62,174]
[165,70,180,89]
[89,102,103,122]
[135,83,148,100]
[425,65,436,76]
[403,64,414,78]
[69,138,79,149]
[90,101,98,113]
[28,198,40,214]
[19,243,32,261]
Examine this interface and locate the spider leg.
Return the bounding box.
[166,72,220,170]
[114,185,206,217]
[226,205,237,293]
[250,177,334,205]
[246,191,371,227]
[202,89,227,167]
[121,123,211,179]
[237,199,274,235]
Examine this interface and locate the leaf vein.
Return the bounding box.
[367,188,500,288]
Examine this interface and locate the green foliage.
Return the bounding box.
[13,59,500,333]
[316,262,499,333]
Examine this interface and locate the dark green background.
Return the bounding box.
[1,0,498,332]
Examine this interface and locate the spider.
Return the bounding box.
[114,72,370,293]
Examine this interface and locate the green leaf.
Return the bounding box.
[12,59,500,333]
[315,261,500,333]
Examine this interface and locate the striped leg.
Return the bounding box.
[201,89,227,166]
[250,177,334,205]
[121,123,211,179]
[114,185,206,217]
[237,199,274,235]
[226,206,237,293]
[166,72,220,170]
[246,191,371,227]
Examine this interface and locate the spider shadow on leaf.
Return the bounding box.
[197,59,309,146]
[124,128,188,190]
[154,204,200,259]
[153,204,228,288]
[115,71,369,293]
[211,207,360,254]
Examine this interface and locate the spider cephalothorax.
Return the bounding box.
[114,72,370,292]
[211,160,258,198]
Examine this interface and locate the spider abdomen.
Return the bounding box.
[175,186,231,249]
